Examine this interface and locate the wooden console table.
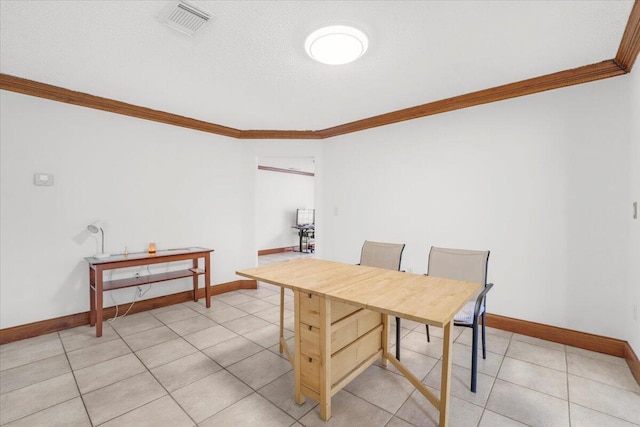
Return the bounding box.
[85,247,213,337]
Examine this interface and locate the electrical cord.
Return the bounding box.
[105,262,180,322]
[107,267,153,323]
[108,284,152,322]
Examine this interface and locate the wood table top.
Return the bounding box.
[236,258,480,328]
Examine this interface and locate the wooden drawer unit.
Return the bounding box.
[297,293,383,396]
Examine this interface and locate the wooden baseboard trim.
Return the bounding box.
[486,313,640,386]
[486,313,627,356]
[2,287,638,388]
[258,247,295,256]
[0,279,257,345]
[625,342,640,386]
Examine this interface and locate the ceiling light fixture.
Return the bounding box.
[305,25,368,65]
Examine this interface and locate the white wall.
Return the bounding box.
[256,166,314,251]
[0,90,256,329]
[1,74,637,355]
[321,75,635,345]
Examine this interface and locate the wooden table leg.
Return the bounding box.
[381,313,389,367]
[319,296,332,420]
[204,253,211,308]
[96,268,103,337]
[279,288,285,353]
[294,291,305,405]
[439,321,453,427]
[89,267,96,327]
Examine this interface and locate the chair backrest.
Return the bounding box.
[359,241,405,271]
[427,246,490,299]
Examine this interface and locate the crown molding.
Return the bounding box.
[1,1,638,140]
[319,60,625,138]
[616,0,640,71]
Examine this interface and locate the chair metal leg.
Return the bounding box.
[481,311,487,359]
[425,324,430,342]
[395,317,401,360]
[471,323,479,393]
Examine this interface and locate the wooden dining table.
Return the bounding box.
[236,258,479,427]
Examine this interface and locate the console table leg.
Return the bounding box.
[89,267,96,327]
[96,270,103,337]
[204,253,211,308]
[192,259,199,302]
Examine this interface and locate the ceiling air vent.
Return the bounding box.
[161,1,212,36]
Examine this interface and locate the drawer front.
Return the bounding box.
[331,300,360,323]
[300,324,320,360]
[298,293,361,328]
[300,354,320,393]
[331,309,382,354]
[331,327,382,385]
[299,293,320,328]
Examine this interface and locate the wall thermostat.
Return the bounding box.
[34,173,54,186]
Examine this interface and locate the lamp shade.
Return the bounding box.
[87,223,109,258]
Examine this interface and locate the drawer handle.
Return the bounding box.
[308,325,312,331]
[307,293,312,298]
[308,357,312,363]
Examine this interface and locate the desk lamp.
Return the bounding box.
[87,224,110,258]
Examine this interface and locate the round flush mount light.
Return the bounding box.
[305,25,368,65]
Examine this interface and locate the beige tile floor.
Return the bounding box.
[1,251,639,426]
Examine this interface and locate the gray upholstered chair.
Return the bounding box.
[359,240,405,271]
[421,246,493,393]
[358,240,405,360]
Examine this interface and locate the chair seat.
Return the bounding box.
[454,301,484,325]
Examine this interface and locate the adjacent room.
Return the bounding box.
[1,1,639,426]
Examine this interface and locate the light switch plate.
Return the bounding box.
[34,173,54,186]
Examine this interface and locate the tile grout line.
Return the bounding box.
[477,329,510,426]
[105,316,200,427]
[3,273,637,427]
[147,303,301,426]
[565,341,572,426]
[0,333,88,426]
[57,331,95,426]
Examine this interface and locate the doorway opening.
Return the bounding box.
[256,157,315,261]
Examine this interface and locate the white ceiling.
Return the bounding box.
[0,1,634,131]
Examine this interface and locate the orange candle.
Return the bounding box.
[148,242,156,254]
